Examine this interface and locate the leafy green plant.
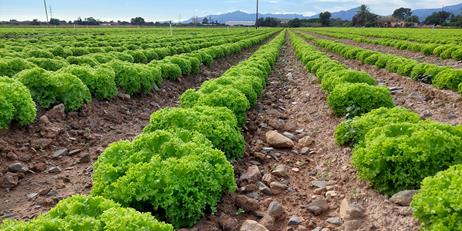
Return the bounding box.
[411,164,462,230]
[26,57,68,71]
[335,107,421,146]
[15,67,59,109]
[0,58,36,77]
[0,78,36,127]
[143,106,244,159]
[0,195,173,231]
[92,129,236,228]
[327,83,394,118]
[53,73,92,111]
[321,70,376,93]
[433,69,462,91]
[352,121,462,195]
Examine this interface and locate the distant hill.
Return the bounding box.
[412,3,462,20]
[183,3,462,23]
[307,7,360,20]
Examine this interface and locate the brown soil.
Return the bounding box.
[308,31,462,69]
[192,39,419,231]
[300,33,462,125]
[0,43,264,221]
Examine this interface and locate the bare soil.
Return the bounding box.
[192,40,419,231]
[309,31,462,69]
[0,44,263,221]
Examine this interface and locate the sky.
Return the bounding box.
[1,0,461,22]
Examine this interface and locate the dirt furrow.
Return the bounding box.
[0,43,265,221]
[308,31,462,69]
[192,39,418,231]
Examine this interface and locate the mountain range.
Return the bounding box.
[184,3,462,23]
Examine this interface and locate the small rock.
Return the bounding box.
[69,149,81,155]
[312,227,322,231]
[235,195,259,212]
[262,147,274,153]
[31,162,47,172]
[218,214,239,231]
[8,162,29,173]
[118,93,131,100]
[45,104,65,122]
[31,138,53,149]
[326,217,342,225]
[339,199,365,221]
[259,215,274,229]
[266,130,294,149]
[307,199,329,216]
[390,190,419,206]
[26,192,38,200]
[78,153,91,164]
[46,166,62,174]
[239,184,258,193]
[262,173,275,185]
[257,181,272,195]
[325,191,337,199]
[52,148,69,158]
[240,165,262,183]
[448,113,457,119]
[1,172,19,188]
[272,164,288,177]
[240,220,268,231]
[311,180,328,189]
[288,215,301,225]
[298,136,314,147]
[270,181,288,195]
[300,147,310,154]
[253,152,267,160]
[291,168,300,173]
[267,201,285,219]
[283,132,296,140]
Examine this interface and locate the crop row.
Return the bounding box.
[308,29,462,61]
[0,31,271,75]
[298,32,462,96]
[0,31,285,230]
[290,30,462,230]
[0,31,276,129]
[308,27,462,45]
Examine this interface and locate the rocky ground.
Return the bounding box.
[308,31,462,69]
[0,43,265,221]
[191,40,420,231]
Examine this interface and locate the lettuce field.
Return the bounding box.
[1,27,462,230]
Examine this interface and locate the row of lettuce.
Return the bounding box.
[289,31,462,230]
[0,31,270,75]
[0,32,285,230]
[309,29,462,61]
[0,31,275,129]
[0,29,252,53]
[299,32,462,97]
[308,27,462,45]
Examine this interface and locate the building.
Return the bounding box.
[225,21,255,26]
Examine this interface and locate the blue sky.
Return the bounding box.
[1,0,461,21]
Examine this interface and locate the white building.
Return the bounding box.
[225,21,255,26]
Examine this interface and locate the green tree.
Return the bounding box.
[49,18,60,25]
[131,17,145,25]
[424,11,452,25]
[352,4,378,27]
[319,11,331,26]
[202,17,209,24]
[392,7,412,20]
[288,18,302,27]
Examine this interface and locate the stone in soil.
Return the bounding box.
[326,217,343,225]
[240,220,268,231]
[266,201,286,219]
[265,130,294,149]
[272,164,288,177]
[45,104,66,122]
[235,195,259,212]
[52,148,69,158]
[298,136,315,147]
[390,190,419,206]
[311,180,328,189]
[270,181,288,195]
[46,166,62,174]
[262,173,275,185]
[288,215,301,225]
[1,172,19,188]
[8,162,29,173]
[218,214,239,231]
[339,198,365,221]
[306,199,329,216]
[240,165,262,183]
[257,181,272,195]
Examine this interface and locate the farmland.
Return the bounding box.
[0,26,462,231]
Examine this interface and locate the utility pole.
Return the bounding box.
[43,0,49,23]
[255,0,259,29]
[49,5,53,20]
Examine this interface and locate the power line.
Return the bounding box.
[256,0,259,29]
